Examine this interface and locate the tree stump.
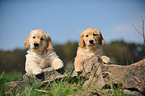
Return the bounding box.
[5,67,66,95]
[23,67,66,84]
[4,57,145,95]
[82,56,145,94]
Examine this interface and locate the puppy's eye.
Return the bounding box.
[33,37,35,39]
[93,34,98,36]
[86,35,88,37]
[41,38,44,40]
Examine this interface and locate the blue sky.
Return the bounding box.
[0,0,145,50]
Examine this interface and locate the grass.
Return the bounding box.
[0,72,139,96]
[0,72,23,96]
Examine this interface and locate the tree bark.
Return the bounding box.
[82,56,145,94]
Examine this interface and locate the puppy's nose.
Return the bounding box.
[34,43,39,47]
[89,40,94,44]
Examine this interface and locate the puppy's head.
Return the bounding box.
[24,29,53,51]
[78,27,105,48]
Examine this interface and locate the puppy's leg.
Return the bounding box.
[47,52,64,70]
[101,56,110,63]
[25,61,42,75]
[51,58,64,69]
[74,56,83,72]
[32,64,42,75]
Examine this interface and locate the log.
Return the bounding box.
[82,56,145,94]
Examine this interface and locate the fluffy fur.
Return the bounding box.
[24,29,63,75]
[74,27,110,72]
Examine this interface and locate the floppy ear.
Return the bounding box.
[99,33,105,45]
[78,34,85,48]
[47,35,53,51]
[24,32,31,47]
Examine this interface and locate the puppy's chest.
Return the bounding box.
[78,48,102,58]
[35,55,50,67]
[82,50,97,58]
[30,52,52,68]
[36,55,47,63]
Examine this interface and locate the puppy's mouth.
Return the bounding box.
[89,43,95,46]
[34,46,39,49]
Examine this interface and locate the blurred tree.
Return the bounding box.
[103,40,145,65]
[54,42,78,70]
[0,49,26,73]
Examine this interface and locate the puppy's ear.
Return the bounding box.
[24,32,31,47]
[78,34,85,48]
[99,33,105,45]
[47,35,53,51]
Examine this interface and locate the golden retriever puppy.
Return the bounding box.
[24,29,63,75]
[74,27,110,72]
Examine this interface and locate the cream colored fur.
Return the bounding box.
[74,27,110,72]
[24,29,63,75]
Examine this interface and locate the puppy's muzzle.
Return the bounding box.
[34,43,39,49]
[89,40,94,46]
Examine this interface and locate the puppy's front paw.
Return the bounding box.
[75,66,83,72]
[101,56,110,63]
[52,59,63,69]
[75,68,81,72]
[32,67,42,75]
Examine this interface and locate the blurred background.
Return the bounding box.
[0,0,145,74]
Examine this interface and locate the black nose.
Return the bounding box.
[34,43,39,47]
[89,40,94,44]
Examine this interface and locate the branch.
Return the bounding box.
[140,16,145,45]
[134,31,144,43]
[140,16,144,22]
[35,89,48,93]
[132,24,143,36]
[136,16,142,27]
